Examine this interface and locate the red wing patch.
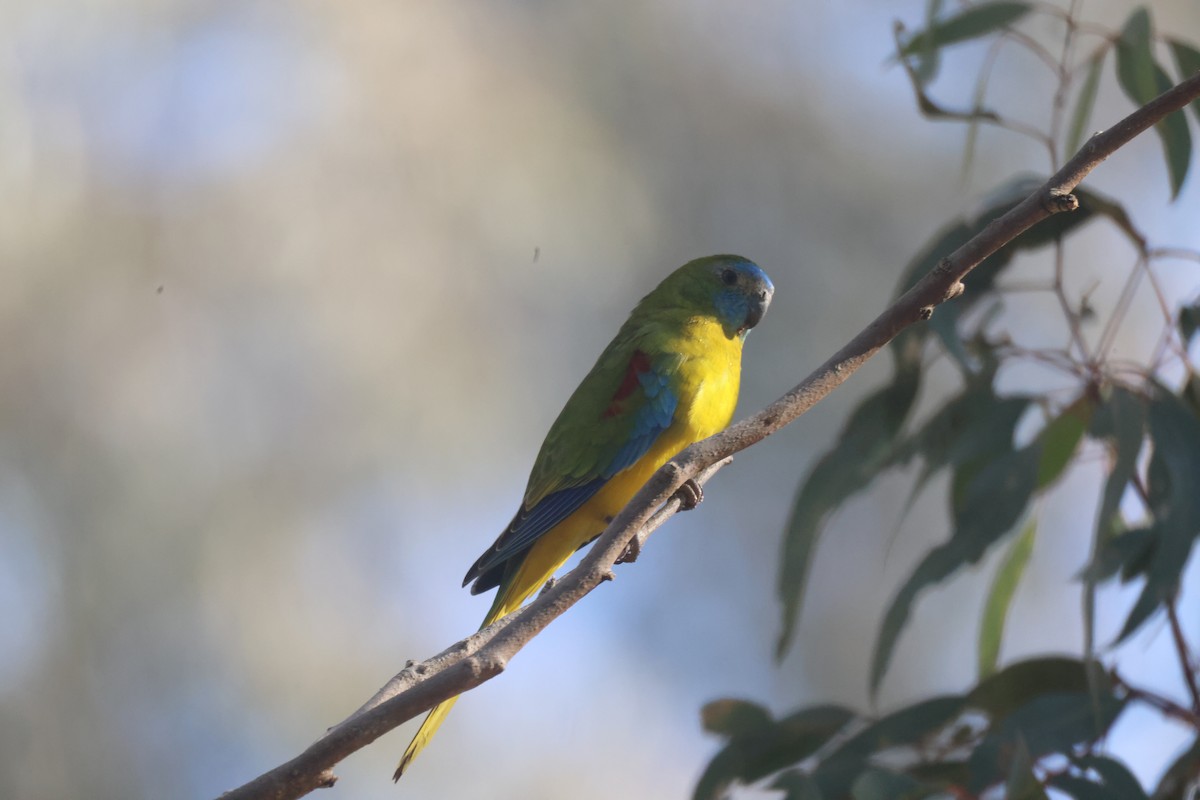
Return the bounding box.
[602,350,651,418]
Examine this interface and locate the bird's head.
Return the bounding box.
[664,254,774,339]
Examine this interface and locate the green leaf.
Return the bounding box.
[1071,754,1150,799]
[776,370,921,659]
[1116,387,1200,642]
[1117,10,1158,103]
[1116,9,1192,197]
[814,697,965,798]
[851,768,928,800]
[1088,387,1147,543]
[978,517,1037,678]
[701,698,773,738]
[1005,738,1050,799]
[1151,63,1192,198]
[1050,774,1127,800]
[1169,39,1200,128]
[886,386,1029,535]
[1066,49,1108,157]
[871,445,1041,695]
[911,0,947,84]
[1083,386,1147,658]
[900,2,1032,57]
[773,770,826,800]
[906,760,970,788]
[1152,735,1200,800]
[961,57,995,181]
[891,384,1029,479]
[966,691,1126,793]
[968,657,1104,720]
[693,705,856,800]
[1080,527,1154,583]
[1178,300,1200,345]
[1185,371,1200,415]
[1035,398,1092,488]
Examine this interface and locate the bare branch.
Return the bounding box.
[218,69,1200,800]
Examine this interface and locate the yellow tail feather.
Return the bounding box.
[394,543,566,779]
[394,694,460,780]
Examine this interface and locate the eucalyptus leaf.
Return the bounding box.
[1178,301,1200,345]
[1152,735,1200,800]
[814,697,965,798]
[968,656,1105,720]
[1169,39,1200,128]
[776,370,920,659]
[693,704,856,800]
[772,771,826,800]
[967,691,1125,793]
[701,698,773,738]
[911,0,947,84]
[1036,399,1091,488]
[1116,388,1200,642]
[851,768,928,800]
[1116,9,1192,197]
[900,2,1032,57]
[1066,50,1107,157]
[871,445,1041,694]
[1071,754,1149,799]
[1049,774,1127,800]
[1005,738,1050,800]
[978,517,1037,678]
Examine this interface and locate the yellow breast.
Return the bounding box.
[589,315,743,517]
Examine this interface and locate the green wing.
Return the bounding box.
[463,338,681,592]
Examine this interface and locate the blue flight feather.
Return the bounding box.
[469,364,678,575]
[473,479,607,574]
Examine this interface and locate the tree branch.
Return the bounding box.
[219,69,1200,800]
[1167,599,1200,713]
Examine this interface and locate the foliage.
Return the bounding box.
[701,3,1200,798]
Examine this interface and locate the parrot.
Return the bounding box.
[395,254,774,779]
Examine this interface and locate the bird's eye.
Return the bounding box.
[720,268,738,286]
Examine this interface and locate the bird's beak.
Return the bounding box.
[743,286,773,331]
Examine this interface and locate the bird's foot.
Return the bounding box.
[616,537,641,565]
[674,478,703,510]
[538,576,557,597]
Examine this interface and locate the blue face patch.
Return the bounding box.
[711,258,773,334]
[714,290,751,331]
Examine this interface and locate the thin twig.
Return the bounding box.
[1149,246,1200,266]
[1046,0,1083,168]
[1052,237,1093,364]
[1167,600,1200,713]
[1140,259,1193,369]
[1113,673,1200,727]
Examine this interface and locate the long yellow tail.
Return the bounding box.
[394,545,564,780]
[394,693,461,780]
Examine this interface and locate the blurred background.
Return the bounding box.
[1,0,1198,797]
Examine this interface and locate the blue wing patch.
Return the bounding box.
[465,479,606,586]
[464,363,679,592]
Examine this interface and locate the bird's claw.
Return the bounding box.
[674,478,703,510]
[616,537,641,564]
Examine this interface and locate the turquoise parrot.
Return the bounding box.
[396,254,774,778]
